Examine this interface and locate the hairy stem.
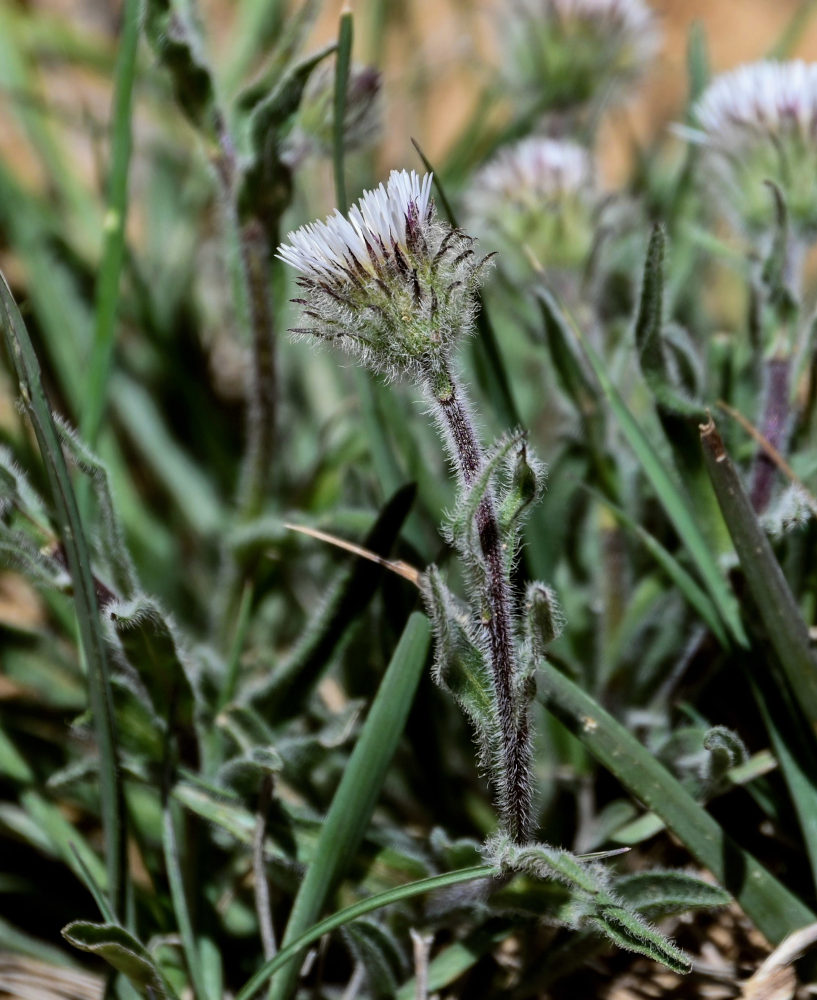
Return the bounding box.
[423,357,531,843]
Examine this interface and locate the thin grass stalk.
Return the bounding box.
[80,0,140,450]
[162,797,212,1000]
[0,275,125,917]
[237,865,494,1000]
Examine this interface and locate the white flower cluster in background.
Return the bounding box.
[505,0,660,116]
[466,138,598,277]
[689,60,817,239]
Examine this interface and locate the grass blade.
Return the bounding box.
[699,417,817,729]
[251,484,416,719]
[560,298,748,648]
[81,0,140,448]
[237,864,493,1000]
[0,272,124,916]
[333,6,353,215]
[267,611,431,1000]
[590,490,729,648]
[163,798,213,1000]
[537,659,815,944]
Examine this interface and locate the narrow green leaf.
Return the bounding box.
[588,908,690,974]
[333,9,353,214]
[267,611,431,1000]
[81,0,140,449]
[591,490,729,647]
[0,725,33,783]
[560,298,748,647]
[537,659,815,944]
[0,273,124,916]
[235,864,494,1000]
[635,225,666,380]
[700,418,817,732]
[768,0,817,58]
[614,870,731,918]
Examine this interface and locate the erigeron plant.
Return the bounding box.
[276,169,700,972]
[503,0,659,124]
[278,169,543,842]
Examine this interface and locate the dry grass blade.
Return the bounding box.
[0,953,103,1000]
[717,400,817,518]
[283,522,422,586]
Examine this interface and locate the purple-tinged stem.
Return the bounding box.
[423,357,532,843]
[750,356,790,514]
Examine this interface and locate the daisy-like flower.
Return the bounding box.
[690,60,817,239]
[465,137,597,277]
[505,0,659,116]
[277,170,491,381]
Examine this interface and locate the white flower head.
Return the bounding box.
[505,0,659,114]
[466,138,598,276]
[277,170,492,380]
[690,60,817,238]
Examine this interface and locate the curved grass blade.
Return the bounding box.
[537,659,815,944]
[267,611,431,1000]
[558,297,748,648]
[236,864,493,1000]
[0,272,124,916]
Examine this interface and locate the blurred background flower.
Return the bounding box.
[689,61,817,243]
[465,137,598,283]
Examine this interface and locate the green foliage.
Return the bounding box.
[2,2,817,998]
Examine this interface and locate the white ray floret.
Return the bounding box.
[277,170,433,280]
